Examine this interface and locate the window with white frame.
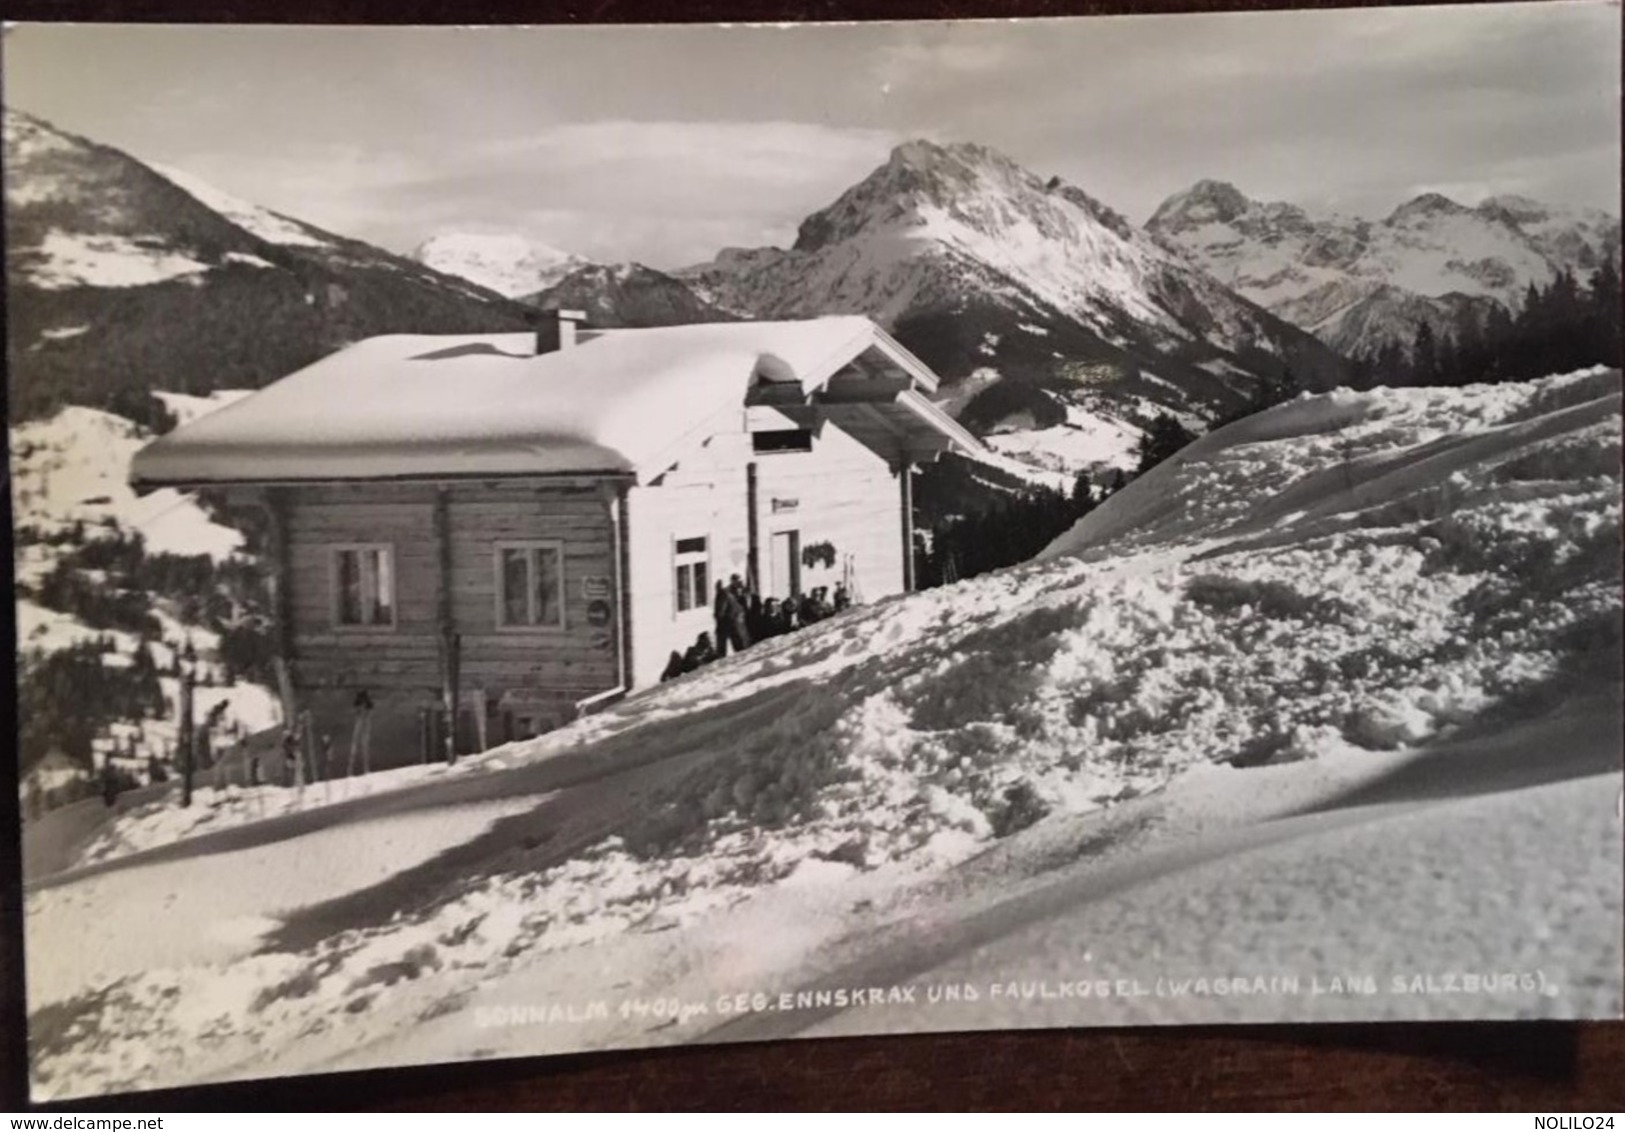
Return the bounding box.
[495,541,565,629]
[333,545,395,628]
[673,535,709,614]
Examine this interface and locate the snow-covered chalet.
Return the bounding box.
[130,313,980,764]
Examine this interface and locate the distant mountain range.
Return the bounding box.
[524,262,733,327]
[672,142,1348,444]
[10,107,1616,492]
[4,109,534,423]
[420,141,1358,481]
[1146,179,1620,359]
[410,232,586,299]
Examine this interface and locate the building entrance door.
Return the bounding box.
[770,530,801,598]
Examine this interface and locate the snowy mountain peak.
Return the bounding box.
[524,260,729,328]
[680,139,1348,451]
[1476,193,1550,224]
[1146,179,1255,231]
[1386,191,1472,225]
[886,138,1014,178]
[1152,176,1620,358]
[410,232,587,299]
[792,137,1060,253]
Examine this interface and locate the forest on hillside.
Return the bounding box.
[920,257,1623,589]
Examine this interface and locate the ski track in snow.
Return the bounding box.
[24,368,1625,1099]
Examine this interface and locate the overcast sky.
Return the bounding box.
[3,4,1620,267]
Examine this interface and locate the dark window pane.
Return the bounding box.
[338,550,362,624]
[675,536,707,554]
[694,560,708,608]
[501,548,529,625]
[752,429,813,454]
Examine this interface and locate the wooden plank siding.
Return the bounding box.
[276,480,621,766]
[244,404,918,759]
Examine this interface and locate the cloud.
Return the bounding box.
[161,144,439,240]
[408,120,898,263]
[475,119,896,195]
[873,32,1017,87]
[160,120,900,264]
[7,7,1616,265]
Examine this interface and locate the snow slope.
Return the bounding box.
[13,396,279,798]
[11,404,243,565]
[26,368,1622,1099]
[150,164,332,250]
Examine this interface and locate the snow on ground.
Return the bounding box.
[33,325,91,349]
[12,404,243,561]
[985,400,1143,476]
[27,794,545,1008]
[24,231,213,291]
[801,765,1619,1038]
[959,446,1075,494]
[26,369,1623,1099]
[15,598,139,656]
[72,753,509,867]
[15,396,280,804]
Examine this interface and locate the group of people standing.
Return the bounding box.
[661,573,852,682]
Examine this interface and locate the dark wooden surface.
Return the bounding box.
[6,1021,1624,1110]
[2,0,1623,1111]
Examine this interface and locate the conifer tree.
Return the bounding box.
[1135,412,1199,475]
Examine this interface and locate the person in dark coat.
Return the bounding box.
[684,632,717,672]
[660,650,687,683]
[725,575,753,651]
[713,581,735,657]
[747,590,765,644]
[833,582,851,612]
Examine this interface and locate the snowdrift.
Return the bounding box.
[28,369,1623,1098]
[66,368,1624,878]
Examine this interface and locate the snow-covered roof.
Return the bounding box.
[130,316,980,488]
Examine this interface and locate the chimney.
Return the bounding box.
[536,309,588,355]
